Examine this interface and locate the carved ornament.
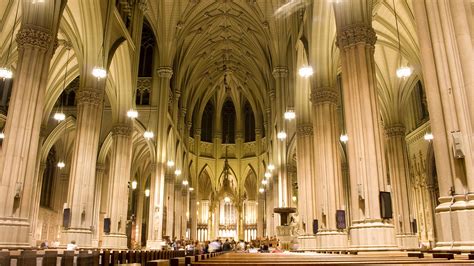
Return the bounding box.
[157,67,173,79]
[297,123,313,136]
[76,87,103,106]
[16,26,54,51]
[112,123,133,137]
[336,24,377,48]
[385,125,406,138]
[310,87,339,105]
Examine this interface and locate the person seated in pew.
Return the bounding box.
[66,240,78,251]
[271,244,283,253]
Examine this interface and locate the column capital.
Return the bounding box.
[272,66,288,78]
[112,123,133,137]
[138,0,148,12]
[156,67,173,78]
[214,131,222,139]
[255,128,262,136]
[336,24,377,48]
[310,87,339,105]
[165,174,174,183]
[296,123,313,136]
[385,124,406,138]
[76,87,103,106]
[16,26,54,51]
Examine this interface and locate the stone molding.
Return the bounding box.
[165,174,174,183]
[112,123,133,137]
[336,24,377,48]
[76,87,103,106]
[96,163,106,172]
[385,124,406,138]
[255,128,262,136]
[16,26,54,51]
[157,67,173,79]
[297,123,313,136]
[235,131,243,139]
[310,87,339,105]
[272,66,288,78]
[138,0,148,12]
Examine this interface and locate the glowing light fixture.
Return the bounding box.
[167,160,175,167]
[174,169,182,176]
[92,67,107,79]
[277,131,287,140]
[264,172,271,179]
[340,134,348,143]
[189,187,194,192]
[182,180,189,186]
[268,164,275,171]
[259,188,265,193]
[292,196,297,202]
[298,66,313,78]
[224,196,231,203]
[127,109,138,118]
[144,189,150,197]
[143,130,154,139]
[0,67,13,79]
[53,112,66,122]
[424,132,433,141]
[396,67,412,78]
[284,110,296,120]
[131,180,137,190]
[262,179,268,185]
[32,0,45,3]
[57,161,65,169]
[0,132,4,139]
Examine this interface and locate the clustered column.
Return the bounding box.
[311,87,347,249]
[335,20,396,249]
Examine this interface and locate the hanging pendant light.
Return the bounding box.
[393,0,412,79]
[57,161,66,169]
[0,0,21,79]
[143,130,154,139]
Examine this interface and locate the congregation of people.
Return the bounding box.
[166,236,283,254]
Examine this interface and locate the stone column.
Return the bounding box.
[164,174,175,239]
[413,0,474,251]
[102,123,133,249]
[147,67,172,249]
[0,0,66,248]
[311,87,347,249]
[173,181,182,239]
[334,19,396,249]
[385,125,418,249]
[135,185,145,247]
[91,164,106,247]
[190,193,197,240]
[272,67,289,207]
[62,79,105,247]
[296,124,315,236]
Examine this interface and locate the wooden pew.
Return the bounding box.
[18,250,36,266]
[61,251,74,266]
[43,250,58,266]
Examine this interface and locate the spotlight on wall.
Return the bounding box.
[57,161,65,169]
[340,134,348,143]
[396,66,412,78]
[424,132,434,141]
[259,188,265,193]
[284,110,296,120]
[131,180,137,190]
[92,67,107,79]
[182,180,189,186]
[267,164,275,171]
[0,67,13,79]
[144,188,150,197]
[277,131,287,140]
[53,112,66,122]
[174,169,182,176]
[262,179,268,185]
[167,160,175,167]
[143,130,154,139]
[264,172,271,179]
[298,66,313,78]
[127,109,138,118]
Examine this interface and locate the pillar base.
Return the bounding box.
[349,220,397,250]
[434,198,474,251]
[102,233,127,249]
[61,228,93,248]
[297,235,317,250]
[0,217,31,248]
[396,234,419,250]
[147,239,165,250]
[316,230,348,250]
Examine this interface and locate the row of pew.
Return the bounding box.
[0,249,225,265]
